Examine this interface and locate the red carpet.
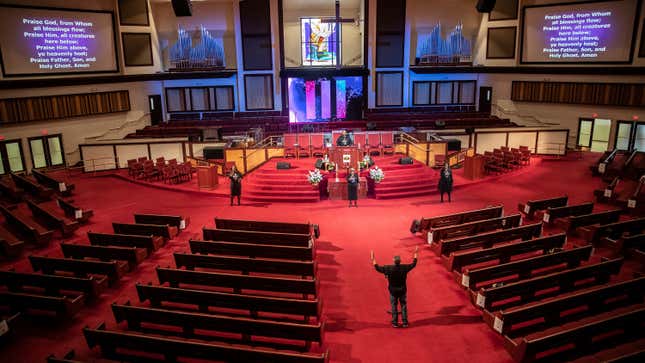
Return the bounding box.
[0,152,618,362]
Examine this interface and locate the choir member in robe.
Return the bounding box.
[438,163,453,203]
[347,168,359,207]
[336,130,353,146]
[228,165,243,206]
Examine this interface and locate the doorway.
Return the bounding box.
[0,139,26,174]
[478,87,492,113]
[576,118,611,152]
[148,95,163,126]
[28,134,65,169]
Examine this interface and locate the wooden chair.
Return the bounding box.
[381,131,395,155]
[283,133,297,158]
[310,133,326,157]
[298,133,311,158]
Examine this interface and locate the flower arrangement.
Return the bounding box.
[307,169,324,185]
[360,155,374,169]
[369,166,385,183]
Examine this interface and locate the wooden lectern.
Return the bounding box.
[197,166,219,189]
[464,155,485,180]
[329,147,362,170]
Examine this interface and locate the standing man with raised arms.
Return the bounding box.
[371,246,419,328]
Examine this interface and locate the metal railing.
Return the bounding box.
[66,156,119,176]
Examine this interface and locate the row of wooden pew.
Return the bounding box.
[591,150,645,215]
[0,198,92,259]
[412,200,645,362]
[0,214,182,323]
[64,218,329,363]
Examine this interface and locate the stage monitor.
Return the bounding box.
[288,76,363,123]
[0,5,118,76]
[520,0,640,64]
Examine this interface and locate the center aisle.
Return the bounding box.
[0,153,603,362]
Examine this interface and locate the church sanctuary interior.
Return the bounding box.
[1,0,645,361]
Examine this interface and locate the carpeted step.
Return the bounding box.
[375,189,436,199]
[245,183,319,191]
[244,189,319,197]
[243,195,320,203]
[375,178,437,188]
[374,182,437,194]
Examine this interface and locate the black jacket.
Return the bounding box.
[374,258,417,296]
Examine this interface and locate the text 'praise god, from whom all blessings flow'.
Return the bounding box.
[541,11,612,59]
[22,17,97,70]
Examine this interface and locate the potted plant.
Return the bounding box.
[369,166,385,183]
[307,169,323,187]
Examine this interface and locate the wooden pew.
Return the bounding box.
[460,245,592,291]
[112,222,173,240]
[88,231,163,253]
[10,173,54,200]
[0,178,23,202]
[189,239,314,261]
[0,205,54,246]
[136,283,322,319]
[0,270,107,299]
[203,228,312,248]
[0,291,84,318]
[509,305,645,363]
[413,205,503,234]
[554,209,622,233]
[518,195,568,220]
[582,217,645,244]
[215,217,319,237]
[541,202,594,225]
[26,200,79,236]
[433,223,543,257]
[46,350,82,363]
[29,255,128,286]
[0,224,24,258]
[446,233,567,272]
[483,276,645,337]
[474,258,623,311]
[134,213,189,231]
[83,323,329,363]
[156,267,318,298]
[56,198,93,224]
[60,243,147,271]
[112,302,324,347]
[31,169,74,196]
[174,252,316,277]
[427,214,522,244]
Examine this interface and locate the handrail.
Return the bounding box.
[67,156,118,176]
[243,135,282,161]
[603,148,618,164]
[399,132,420,144]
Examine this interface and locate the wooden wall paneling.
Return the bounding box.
[0,90,130,123]
[511,81,645,107]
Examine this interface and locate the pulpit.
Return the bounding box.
[329,146,362,171]
[197,166,219,189]
[328,176,368,200]
[464,155,485,180]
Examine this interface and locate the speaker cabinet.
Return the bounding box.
[476,0,496,12]
[399,157,413,165]
[171,0,192,16]
[277,162,291,170]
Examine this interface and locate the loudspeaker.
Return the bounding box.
[399,157,413,165]
[171,0,192,16]
[465,127,475,135]
[446,139,461,152]
[315,159,323,169]
[203,147,224,160]
[277,162,291,170]
[476,0,496,13]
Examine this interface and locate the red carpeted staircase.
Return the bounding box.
[244,160,321,203]
[373,156,439,199]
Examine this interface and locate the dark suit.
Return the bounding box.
[374,259,417,325]
[229,170,242,205]
[336,134,352,146]
[347,174,359,201]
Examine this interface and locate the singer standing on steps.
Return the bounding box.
[438,163,453,203]
[228,165,243,206]
[371,246,418,328]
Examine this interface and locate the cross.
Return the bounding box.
[321,0,354,68]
